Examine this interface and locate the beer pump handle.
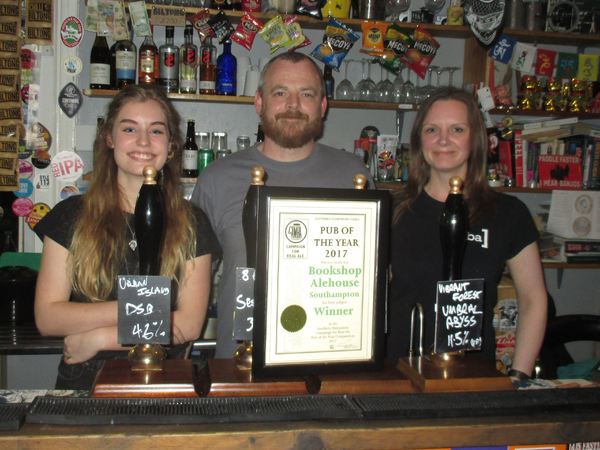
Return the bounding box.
[242,165,265,269]
[439,176,468,281]
[134,166,164,276]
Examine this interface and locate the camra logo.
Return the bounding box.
[285,220,307,244]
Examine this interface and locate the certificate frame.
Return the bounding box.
[252,186,390,379]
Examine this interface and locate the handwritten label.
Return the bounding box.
[233,267,255,341]
[434,278,485,354]
[117,275,172,345]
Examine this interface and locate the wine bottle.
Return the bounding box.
[138,29,158,85]
[216,40,236,96]
[198,37,216,95]
[135,166,164,276]
[179,24,198,94]
[439,176,468,281]
[114,24,137,89]
[159,26,179,93]
[182,119,199,178]
[90,32,111,90]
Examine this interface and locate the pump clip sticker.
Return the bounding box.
[60,16,84,48]
[59,82,83,118]
[51,151,84,182]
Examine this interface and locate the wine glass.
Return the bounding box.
[401,66,416,105]
[392,68,405,103]
[376,66,394,103]
[447,66,460,88]
[385,0,411,22]
[420,65,437,100]
[434,65,446,87]
[335,59,355,101]
[356,60,377,102]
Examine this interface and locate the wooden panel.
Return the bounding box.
[91,359,199,398]
[397,354,514,392]
[462,36,488,87]
[206,358,311,396]
[318,360,415,394]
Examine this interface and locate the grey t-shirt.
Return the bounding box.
[191,143,373,358]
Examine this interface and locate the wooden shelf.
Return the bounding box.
[489,109,600,120]
[542,261,600,269]
[83,89,413,110]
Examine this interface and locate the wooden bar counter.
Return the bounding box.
[2,407,599,450]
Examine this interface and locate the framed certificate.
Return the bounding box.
[252,186,390,379]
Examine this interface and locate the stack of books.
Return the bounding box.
[562,239,600,263]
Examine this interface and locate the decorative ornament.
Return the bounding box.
[464,0,506,45]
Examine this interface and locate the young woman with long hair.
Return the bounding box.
[34,85,220,389]
[388,87,546,378]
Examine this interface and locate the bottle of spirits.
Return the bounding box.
[114,24,137,89]
[90,32,111,90]
[159,26,179,93]
[198,37,216,95]
[138,28,158,85]
[182,119,199,178]
[179,24,197,94]
[216,40,236,96]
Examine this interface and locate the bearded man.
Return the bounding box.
[192,52,373,358]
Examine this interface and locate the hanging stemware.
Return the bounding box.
[335,59,356,101]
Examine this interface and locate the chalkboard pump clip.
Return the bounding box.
[408,303,424,358]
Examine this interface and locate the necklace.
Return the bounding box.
[126,219,137,251]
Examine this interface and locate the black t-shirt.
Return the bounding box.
[35,194,221,301]
[387,190,538,361]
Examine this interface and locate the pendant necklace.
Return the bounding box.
[126,219,137,251]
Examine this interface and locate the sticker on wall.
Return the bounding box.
[28,122,52,153]
[12,197,34,217]
[20,85,30,104]
[59,83,83,118]
[21,48,36,70]
[60,184,81,200]
[60,16,84,48]
[18,160,34,179]
[14,178,34,198]
[35,172,51,191]
[32,149,51,169]
[26,202,50,230]
[63,55,83,76]
[51,151,85,182]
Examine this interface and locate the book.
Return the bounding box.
[563,240,600,253]
[588,139,600,190]
[565,253,600,263]
[521,116,579,130]
[538,155,583,190]
[514,129,524,187]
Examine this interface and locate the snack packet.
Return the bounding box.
[232,13,263,51]
[285,16,311,51]
[190,9,214,42]
[296,0,325,19]
[376,23,413,74]
[209,11,235,43]
[258,15,293,54]
[310,17,359,71]
[361,21,387,54]
[407,26,439,79]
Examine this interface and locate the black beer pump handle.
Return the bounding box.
[242,165,265,269]
[439,176,468,281]
[134,166,164,276]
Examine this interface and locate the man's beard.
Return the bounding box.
[260,110,323,149]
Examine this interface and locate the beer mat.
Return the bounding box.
[353,388,600,419]
[0,404,28,430]
[26,395,361,425]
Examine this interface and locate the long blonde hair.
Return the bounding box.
[70,85,196,301]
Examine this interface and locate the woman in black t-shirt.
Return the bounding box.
[388,87,547,379]
[34,85,220,389]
